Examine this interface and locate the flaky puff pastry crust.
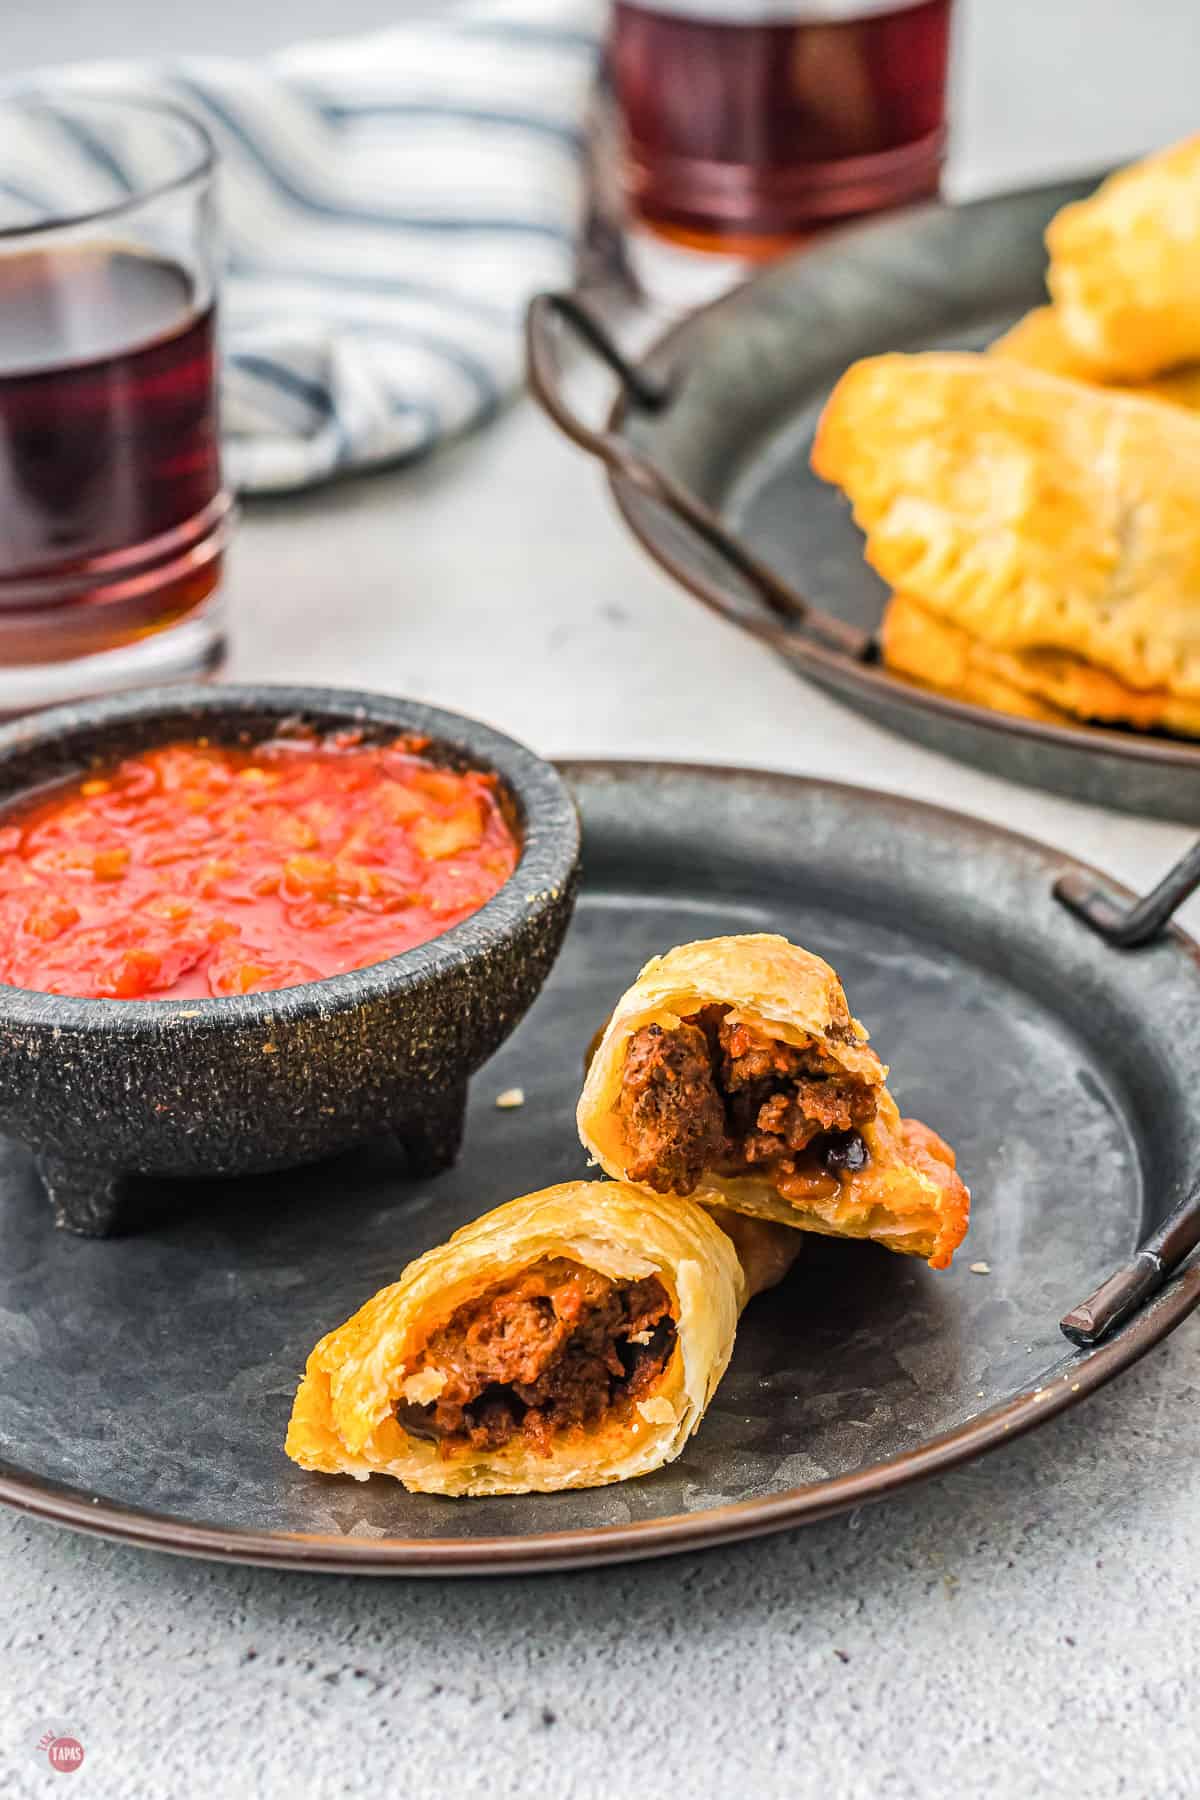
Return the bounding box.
[577,935,969,1270]
[812,353,1200,700]
[882,592,1200,737]
[285,1180,753,1497]
[1046,136,1200,380]
[990,306,1200,413]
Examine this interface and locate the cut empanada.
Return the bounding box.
[811,352,1200,699]
[881,592,1200,737]
[285,1179,797,1497]
[577,934,969,1270]
[1046,135,1200,380]
[990,306,1200,413]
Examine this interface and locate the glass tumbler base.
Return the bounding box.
[0,596,228,718]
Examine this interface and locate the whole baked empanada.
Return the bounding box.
[880,592,1069,724]
[286,1179,796,1497]
[990,306,1200,413]
[881,592,1200,737]
[577,934,969,1270]
[811,352,1200,699]
[1046,135,1200,380]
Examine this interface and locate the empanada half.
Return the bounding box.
[286,1179,793,1497]
[577,934,969,1270]
[811,352,1200,699]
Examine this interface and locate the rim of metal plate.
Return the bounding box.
[2,761,1200,1577]
[526,176,1200,790]
[1,1260,1198,1575]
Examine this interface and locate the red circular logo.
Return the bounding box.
[47,1737,85,1774]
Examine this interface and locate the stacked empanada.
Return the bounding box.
[813,135,1200,733]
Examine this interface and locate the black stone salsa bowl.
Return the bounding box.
[0,685,580,1235]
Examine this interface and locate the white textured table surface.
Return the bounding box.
[3,5,1200,1798]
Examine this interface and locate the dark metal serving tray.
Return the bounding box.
[529,175,1200,824]
[1,761,1199,1575]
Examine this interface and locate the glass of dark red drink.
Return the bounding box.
[610,0,954,262]
[0,95,230,713]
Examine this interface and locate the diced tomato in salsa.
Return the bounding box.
[0,735,520,1000]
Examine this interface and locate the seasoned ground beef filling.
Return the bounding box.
[618,1020,728,1197]
[618,1006,877,1197]
[397,1259,675,1456]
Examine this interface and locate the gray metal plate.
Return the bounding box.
[1,762,1198,1572]
[611,179,1200,822]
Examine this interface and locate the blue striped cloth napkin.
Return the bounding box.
[5,0,603,492]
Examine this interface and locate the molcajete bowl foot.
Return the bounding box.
[0,685,580,1236]
[36,1075,474,1236]
[37,1154,135,1236]
[366,1075,470,1181]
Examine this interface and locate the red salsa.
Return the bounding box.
[0,735,520,1000]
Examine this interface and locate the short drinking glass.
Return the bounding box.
[0,94,231,713]
[611,0,955,260]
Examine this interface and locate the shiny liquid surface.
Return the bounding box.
[611,0,952,249]
[0,246,224,666]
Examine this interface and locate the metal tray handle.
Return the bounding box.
[1054,840,1200,948]
[525,291,874,662]
[1055,839,1200,1342]
[1061,1195,1200,1347]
